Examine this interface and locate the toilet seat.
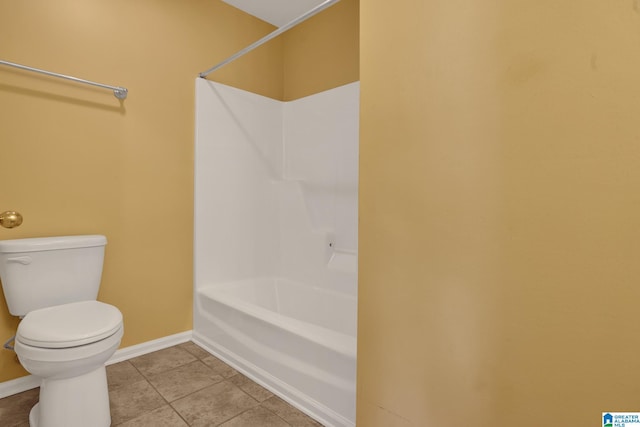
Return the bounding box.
[15,325,123,364]
[17,301,123,348]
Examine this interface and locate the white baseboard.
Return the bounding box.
[0,330,193,399]
[106,330,192,365]
[0,375,40,400]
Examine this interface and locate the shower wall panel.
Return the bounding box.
[195,79,359,294]
[194,79,359,426]
[194,79,283,286]
[283,83,360,253]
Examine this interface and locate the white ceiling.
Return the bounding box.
[222,0,328,27]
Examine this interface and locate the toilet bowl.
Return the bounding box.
[0,235,123,427]
[14,300,123,427]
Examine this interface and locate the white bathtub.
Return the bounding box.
[193,277,356,427]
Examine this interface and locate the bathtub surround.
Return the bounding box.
[194,80,359,426]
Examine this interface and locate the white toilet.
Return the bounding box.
[0,235,123,427]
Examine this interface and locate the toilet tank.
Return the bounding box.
[0,235,107,317]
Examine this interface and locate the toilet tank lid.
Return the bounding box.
[0,235,107,253]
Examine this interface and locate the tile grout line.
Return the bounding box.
[209,393,261,427]
[145,343,247,427]
[112,351,192,426]
[164,373,262,426]
[130,347,203,427]
[178,342,298,426]
[172,343,280,427]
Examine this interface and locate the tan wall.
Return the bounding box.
[359,1,640,425]
[0,0,282,382]
[282,0,359,101]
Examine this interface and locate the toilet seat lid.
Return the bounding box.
[17,301,123,349]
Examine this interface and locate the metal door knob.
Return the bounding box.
[0,211,23,229]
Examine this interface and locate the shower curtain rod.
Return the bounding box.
[199,0,340,78]
[0,59,128,99]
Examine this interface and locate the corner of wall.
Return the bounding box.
[282,0,359,101]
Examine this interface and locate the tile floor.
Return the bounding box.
[0,341,324,427]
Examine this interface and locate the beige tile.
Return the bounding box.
[228,374,274,402]
[219,406,290,427]
[201,354,238,378]
[0,388,38,427]
[262,396,324,427]
[109,379,166,425]
[129,346,197,376]
[147,360,224,402]
[171,381,259,427]
[107,361,144,390]
[178,341,211,359]
[115,405,188,427]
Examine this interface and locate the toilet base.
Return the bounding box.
[29,403,39,426]
[30,365,111,427]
